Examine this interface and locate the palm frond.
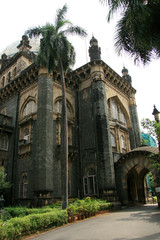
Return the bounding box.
[62,26,87,37]
[55,4,68,30]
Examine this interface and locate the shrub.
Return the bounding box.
[98,202,113,211]
[0,210,11,221]
[0,209,67,239]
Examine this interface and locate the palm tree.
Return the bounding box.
[26,4,87,209]
[100,0,160,64]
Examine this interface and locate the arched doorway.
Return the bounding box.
[127,166,150,204]
[115,147,158,205]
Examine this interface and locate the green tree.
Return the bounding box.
[141,118,160,170]
[26,4,87,209]
[100,0,160,64]
[0,168,11,195]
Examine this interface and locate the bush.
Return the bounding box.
[67,197,112,216]
[0,209,67,239]
[4,207,57,218]
[98,203,113,211]
[0,210,11,221]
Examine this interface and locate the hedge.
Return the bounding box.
[0,209,67,240]
[4,207,57,218]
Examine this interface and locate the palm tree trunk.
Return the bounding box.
[59,58,68,209]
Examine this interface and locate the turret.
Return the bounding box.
[122,66,132,85]
[17,35,32,52]
[89,36,101,61]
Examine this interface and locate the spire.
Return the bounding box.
[17,35,32,52]
[88,36,101,61]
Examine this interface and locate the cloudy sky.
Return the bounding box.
[0,0,160,128]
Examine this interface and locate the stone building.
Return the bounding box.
[0,35,158,206]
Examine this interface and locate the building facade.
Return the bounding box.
[0,36,157,206]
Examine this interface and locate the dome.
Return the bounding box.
[90,36,98,47]
[0,37,40,57]
[122,66,128,74]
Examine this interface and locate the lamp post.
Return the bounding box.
[152,105,160,206]
[152,105,160,123]
[152,105,160,150]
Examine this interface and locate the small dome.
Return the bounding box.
[122,66,128,74]
[90,36,98,47]
[0,37,40,57]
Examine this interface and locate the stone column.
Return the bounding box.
[91,65,116,197]
[35,68,53,205]
[129,93,141,149]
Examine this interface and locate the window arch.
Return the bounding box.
[121,135,126,149]
[23,100,37,117]
[112,99,118,120]
[8,72,11,83]
[111,133,116,147]
[19,172,28,198]
[54,98,73,119]
[119,109,127,125]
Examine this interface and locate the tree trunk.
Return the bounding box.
[59,59,68,209]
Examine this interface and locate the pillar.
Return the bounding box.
[91,65,116,197]
[35,68,53,205]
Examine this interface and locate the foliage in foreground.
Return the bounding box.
[0,198,112,239]
[0,209,67,240]
[67,197,112,216]
[141,118,160,171]
[0,168,12,195]
[100,0,160,64]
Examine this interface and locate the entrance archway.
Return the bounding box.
[126,166,150,204]
[115,147,158,205]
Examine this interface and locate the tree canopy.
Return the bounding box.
[0,168,11,196]
[141,118,160,170]
[100,0,160,64]
[26,4,87,73]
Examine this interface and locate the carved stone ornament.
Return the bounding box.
[92,72,104,82]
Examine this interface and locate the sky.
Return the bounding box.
[0,0,160,130]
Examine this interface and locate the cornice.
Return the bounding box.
[72,60,136,96]
[0,63,38,103]
[0,51,36,75]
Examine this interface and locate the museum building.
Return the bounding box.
[0,35,158,206]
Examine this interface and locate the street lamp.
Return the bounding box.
[152,105,160,123]
[152,105,160,206]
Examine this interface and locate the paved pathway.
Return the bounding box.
[27,204,160,240]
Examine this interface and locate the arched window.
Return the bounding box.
[8,72,11,83]
[23,100,37,117]
[19,172,28,198]
[121,135,126,149]
[111,133,116,147]
[120,109,127,125]
[112,99,118,120]
[54,99,72,118]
